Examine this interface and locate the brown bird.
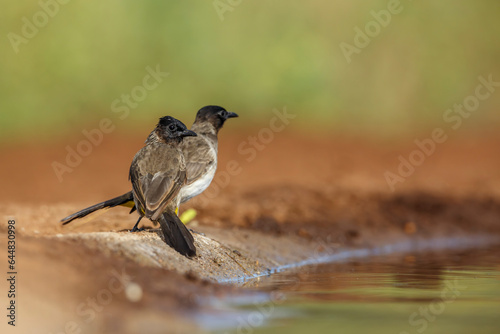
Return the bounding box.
[61,106,238,231]
[128,116,197,257]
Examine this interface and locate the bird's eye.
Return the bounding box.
[220,110,227,117]
[168,124,176,131]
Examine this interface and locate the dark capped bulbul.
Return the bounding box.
[129,116,197,256]
[61,106,238,231]
[179,105,238,204]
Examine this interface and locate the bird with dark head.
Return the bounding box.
[129,116,197,257]
[60,106,239,251]
[192,105,239,134]
[180,105,238,203]
[147,116,198,144]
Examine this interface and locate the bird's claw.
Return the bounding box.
[189,229,205,236]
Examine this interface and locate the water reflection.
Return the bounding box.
[209,245,500,334]
[251,246,499,293]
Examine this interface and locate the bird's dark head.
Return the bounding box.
[155,116,197,143]
[194,105,238,131]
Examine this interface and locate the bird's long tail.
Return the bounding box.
[61,192,134,225]
[157,211,196,257]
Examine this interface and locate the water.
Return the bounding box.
[206,245,500,334]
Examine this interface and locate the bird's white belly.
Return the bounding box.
[180,164,217,203]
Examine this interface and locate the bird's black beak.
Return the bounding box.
[226,112,238,119]
[180,130,197,137]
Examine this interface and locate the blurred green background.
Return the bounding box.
[1,0,499,142]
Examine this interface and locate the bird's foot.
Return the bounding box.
[130,216,144,232]
[189,228,205,236]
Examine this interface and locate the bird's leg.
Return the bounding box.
[130,216,144,232]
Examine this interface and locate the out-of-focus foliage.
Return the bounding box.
[1,0,499,140]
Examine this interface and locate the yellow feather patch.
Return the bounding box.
[179,209,197,225]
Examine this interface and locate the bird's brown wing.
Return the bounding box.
[181,136,217,185]
[129,143,186,220]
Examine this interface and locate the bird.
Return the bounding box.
[60,106,238,231]
[178,105,239,204]
[128,115,197,257]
